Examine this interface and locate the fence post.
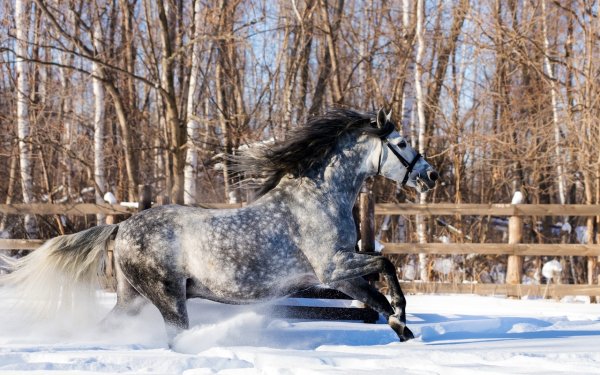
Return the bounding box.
[103,212,116,291]
[358,184,375,253]
[138,185,152,212]
[156,195,171,206]
[103,195,120,291]
[589,256,598,303]
[506,214,523,294]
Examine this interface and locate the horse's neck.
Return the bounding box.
[314,138,374,211]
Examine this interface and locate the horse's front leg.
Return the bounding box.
[324,252,414,341]
[330,277,414,341]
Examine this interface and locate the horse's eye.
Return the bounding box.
[398,140,407,148]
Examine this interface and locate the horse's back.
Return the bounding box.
[113,203,316,302]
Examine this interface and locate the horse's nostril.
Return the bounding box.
[428,170,439,182]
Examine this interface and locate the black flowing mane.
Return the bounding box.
[232,109,396,197]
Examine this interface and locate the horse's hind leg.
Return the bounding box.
[115,251,189,343]
[103,262,148,326]
[137,277,189,341]
[105,262,189,343]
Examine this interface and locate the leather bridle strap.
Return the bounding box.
[377,139,422,186]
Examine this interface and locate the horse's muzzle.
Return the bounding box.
[416,169,438,192]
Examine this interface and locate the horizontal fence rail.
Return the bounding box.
[399,282,599,297]
[375,203,600,216]
[0,239,45,250]
[0,239,110,251]
[2,203,600,217]
[383,243,600,257]
[0,203,136,216]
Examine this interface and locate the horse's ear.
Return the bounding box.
[386,109,392,123]
[376,107,387,129]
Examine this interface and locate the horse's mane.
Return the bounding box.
[231,108,396,197]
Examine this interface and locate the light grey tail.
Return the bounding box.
[0,225,119,318]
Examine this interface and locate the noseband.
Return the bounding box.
[377,138,422,186]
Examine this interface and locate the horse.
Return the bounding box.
[1,108,438,344]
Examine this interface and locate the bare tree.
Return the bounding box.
[309,0,344,115]
[92,1,107,223]
[414,0,427,281]
[184,0,203,205]
[541,0,567,207]
[15,0,37,238]
[156,0,186,204]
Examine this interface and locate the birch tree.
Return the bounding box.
[541,0,567,207]
[92,3,107,223]
[15,0,38,238]
[414,0,427,280]
[58,9,76,199]
[184,0,203,205]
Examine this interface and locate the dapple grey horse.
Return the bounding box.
[2,108,438,343]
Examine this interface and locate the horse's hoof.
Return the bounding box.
[389,315,413,342]
[400,326,415,342]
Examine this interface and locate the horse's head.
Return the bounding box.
[371,109,438,193]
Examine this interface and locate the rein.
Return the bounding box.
[377,139,422,185]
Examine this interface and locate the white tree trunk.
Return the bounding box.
[59,57,74,197]
[15,0,37,238]
[414,0,428,281]
[400,0,411,129]
[541,0,567,207]
[92,11,106,224]
[184,0,202,205]
[60,9,76,199]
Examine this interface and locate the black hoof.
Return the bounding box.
[400,325,415,342]
[389,315,414,342]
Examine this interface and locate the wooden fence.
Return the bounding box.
[377,203,600,299]
[1,201,599,299]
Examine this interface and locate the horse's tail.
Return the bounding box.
[0,224,119,318]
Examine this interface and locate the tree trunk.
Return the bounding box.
[59,20,74,198]
[415,0,427,281]
[215,62,233,202]
[104,82,139,201]
[295,0,315,122]
[0,145,19,233]
[184,0,202,205]
[318,0,344,104]
[15,0,38,238]
[157,0,185,204]
[280,20,298,134]
[92,7,107,224]
[309,0,344,115]
[541,0,567,208]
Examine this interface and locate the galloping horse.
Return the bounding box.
[2,108,438,343]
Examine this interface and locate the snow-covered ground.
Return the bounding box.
[0,290,599,374]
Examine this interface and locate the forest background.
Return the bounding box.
[1,0,599,283]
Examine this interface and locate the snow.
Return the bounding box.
[431,258,454,275]
[119,202,139,209]
[0,290,599,374]
[511,191,524,204]
[542,260,563,280]
[356,239,385,253]
[103,192,117,205]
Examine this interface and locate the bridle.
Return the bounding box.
[376,137,422,186]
